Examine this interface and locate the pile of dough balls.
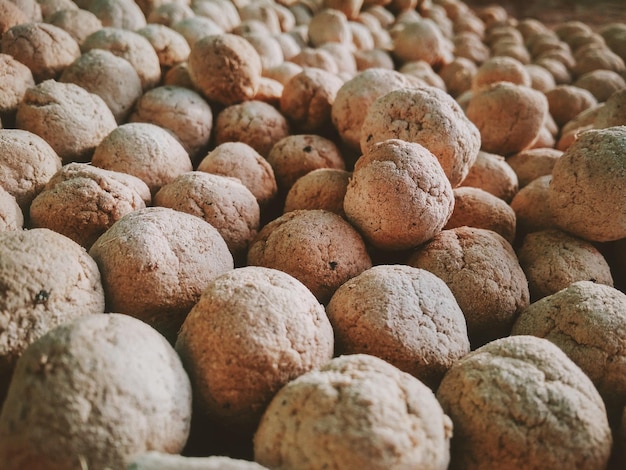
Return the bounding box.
[1,0,626,467]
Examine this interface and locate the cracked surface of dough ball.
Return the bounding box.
[345,139,454,250]
[284,168,350,217]
[517,229,614,301]
[437,335,612,470]
[280,68,344,133]
[197,142,277,208]
[47,8,103,46]
[16,80,117,164]
[1,22,80,83]
[545,84,598,126]
[91,122,193,196]
[88,0,146,30]
[444,186,516,244]
[0,53,34,124]
[82,27,161,90]
[506,147,562,188]
[407,226,530,347]
[327,264,469,388]
[254,353,453,470]
[214,100,290,158]
[393,18,453,67]
[574,69,626,102]
[89,207,233,340]
[267,134,345,192]
[459,150,519,202]
[128,452,268,470]
[0,228,105,403]
[129,85,212,162]
[155,171,259,264]
[471,56,531,90]
[0,186,23,231]
[29,163,150,249]
[331,68,419,150]
[176,266,333,431]
[0,313,192,470]
[0,129,61,212]
[360,86,481,187]
[512,281,626,421]
[188,33,262,106]
[60,48,143,124]
[136,23,191,70]
[466,81,548,156]
[548,126,626,242]
[247,209,371,303]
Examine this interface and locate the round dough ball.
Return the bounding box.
[280,67,344,133]
[594,88,626,129]
[214,100,290,158]
[354,48,395,71]
[525,63,557,92]
[0,22,80,83]
[128,452,268,470]
[466,81,549,156]
[82,27,162,90]
[545,84,598,127]
[438,57,478,98]
[393,18,453,67]
[136,23,191,70]
[331,68,419,150]
[398,61,447,91]
[87,0,146,30]
[267,134,345,192]
[437,335,613,470]
[444,186,517,244]
[47,8,103,46]
[510,174,558,237]
[29,163,150,249]
[289,47,340,74]
[0,129,61,212]
[263,61,302,86]
[534,57,572,85]
[0,53,35,124]
[319,42,357,77]
[308,8,352,47]
[572,45,625,78]
[471,56,531,90]
[129,85,212,161]
[0,313,192,470]
[0,228,105,402]
[171,16,224,49]
[284,168,351,217]
[327,264,469,387]
[453,31,490,65]
[242,33,284,72]
[176,266,333,431]
[146,2,194,27]
[188,33,262,106]
[155,171,260,264]
[254,353,453,470]
[89,207,234,340]
[8,0,41,21]
[574,69,626,102]
[360,86,481,187]
[0,185,23,231]
[16,79,117,164]
[548,126,626,242]
[344,139,454,251]
[91,122,193,196]
[517,228,614,301]
[407,226,530,347]
[196,142,278,208]
[247,209,371,304]
[459,150,519,202]
[0,0,28,36]
[506,147,562,188]
[512,281,626,420]
[60,48,143,124]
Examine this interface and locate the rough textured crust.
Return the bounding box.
[29,163,150,249]
[88,207,233,341]
[16,79,117,164]
[284,168,351,217]
[0,313,192,470]
[360,86,481,187]
[188,33,262,106]
[175,266,333,431]
[247,209,371,304]
[344,139,454,250]
[128,452,268,470]
[0,53,35,119]
[0,22,80,82]
[91,122,192,196]
[254,353,453,470]
[0,185,23,231]
[548,126,626,242]
[459,150,519,202]
[407,226,530,347]
[197,142,278,208]
[444,186,517,244]
[154,171,260,264]
[0,129,61,211]
[326,264,469,388]
[436,335,613,470]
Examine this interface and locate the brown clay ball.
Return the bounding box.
[89,206,234,340]
[407,226,530,347]
[344,139,454,251]
[326,264,470,388]
[437,335,613,470]
[188,33,263,106]
[247,209,372,303]
[175,266,334,432]
[284,168,351,217]
[460,150,519,202]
